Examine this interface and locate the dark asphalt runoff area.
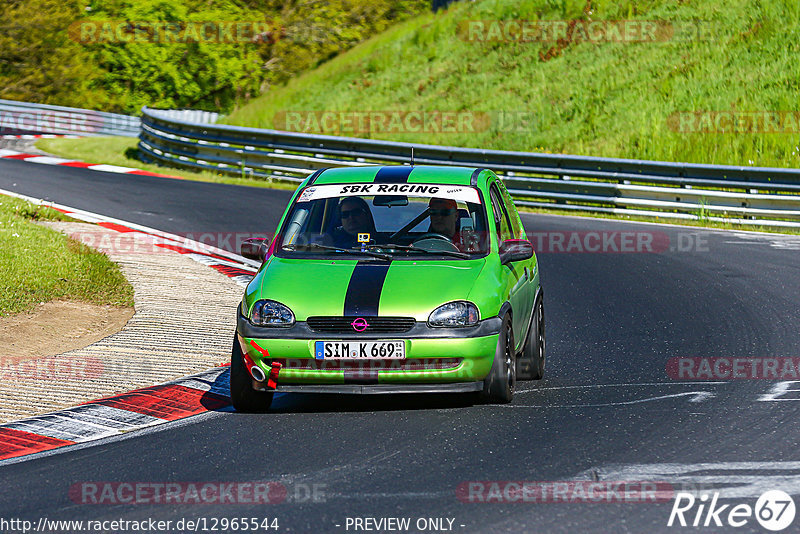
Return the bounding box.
[2,158,800,533]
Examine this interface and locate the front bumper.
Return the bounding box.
[237,313,501,386]
[263,382,484,394]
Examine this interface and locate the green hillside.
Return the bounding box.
[0,0,426,114]
[223,0,800,168]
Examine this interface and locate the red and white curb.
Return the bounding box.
[1,134,82,140]
[0,367,232,463]
[0,188,260,287]
[0,147,182,179]
[0,189,266,463]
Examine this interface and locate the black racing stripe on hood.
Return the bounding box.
[343,261,391,316]
[374,166,413,183]
[306,168,328,185]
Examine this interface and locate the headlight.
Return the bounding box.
[428,301,480,327]
[250,299,295,327]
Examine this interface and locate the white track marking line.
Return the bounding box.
[758,381,800,401]
[574,462,800,498]
[499,391,715,408]
[515,381,726,394]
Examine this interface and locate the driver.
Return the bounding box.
[331,196,375,248]
[427,197,458,239]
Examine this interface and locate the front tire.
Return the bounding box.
[230,336,273,412]
[480,315,515,403]
[517,295,545,380]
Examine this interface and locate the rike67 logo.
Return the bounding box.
[668,490,796,531]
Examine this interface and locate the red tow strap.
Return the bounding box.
[267,362,282,390]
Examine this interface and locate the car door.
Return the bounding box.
[488,181,527,348]
[497,179,535,327]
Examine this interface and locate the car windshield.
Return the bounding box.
[275,182,489,259]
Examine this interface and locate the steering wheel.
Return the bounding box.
[412,232,460,252]
[413,232,453,243]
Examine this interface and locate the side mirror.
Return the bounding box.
[241,237,269,262]
[499,239,533,265]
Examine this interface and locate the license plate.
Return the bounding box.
[315,341,405,360]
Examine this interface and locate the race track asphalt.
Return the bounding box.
[2,159,800,533]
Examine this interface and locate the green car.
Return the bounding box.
[232,165,545,411]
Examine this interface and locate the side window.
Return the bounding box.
[489,184,513,243]
[496,180,523,239]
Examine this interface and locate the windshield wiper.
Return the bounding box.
[282,243,393,261]
[369,243,470,259]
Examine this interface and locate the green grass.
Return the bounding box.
[0,196,134,316]
[35,137,300,191]
[223,0,800,169]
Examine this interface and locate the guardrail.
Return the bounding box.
[0,100,219,138]
[139,107,800,227]
[0,99,140,137]
[144,109,219,125]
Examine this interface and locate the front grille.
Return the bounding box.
[307,316,416,334]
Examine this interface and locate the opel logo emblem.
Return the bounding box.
[351,318,369,332]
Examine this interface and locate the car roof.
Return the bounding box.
[306,165,488,188]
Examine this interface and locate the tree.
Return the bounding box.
[0,0,105,108]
